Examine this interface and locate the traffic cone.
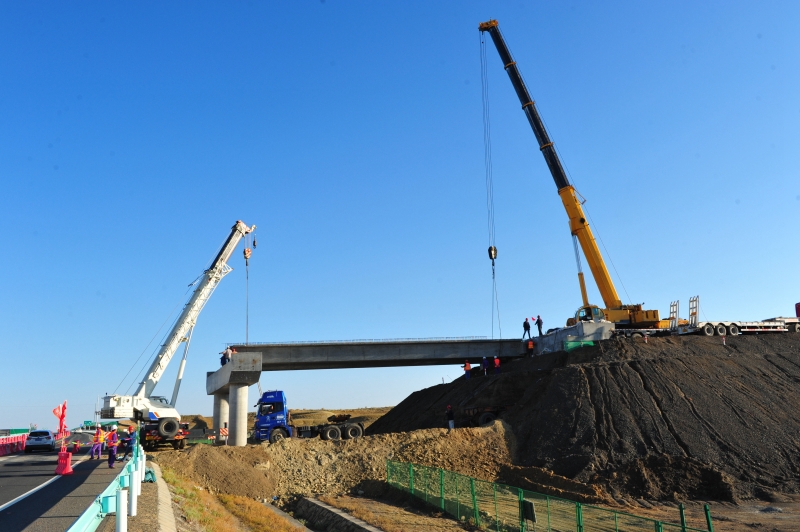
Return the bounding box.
[55,446,74,475]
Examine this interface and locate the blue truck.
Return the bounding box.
[253,390,365,444]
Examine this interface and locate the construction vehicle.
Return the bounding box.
[479,20,670,332]
[671,296,800,336]
[253,390,365,444]
[101,220,256,450]
[462,405,513,427]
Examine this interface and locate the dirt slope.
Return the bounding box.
[368,334,800,501]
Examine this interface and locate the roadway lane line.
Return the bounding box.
[0,475,61,512]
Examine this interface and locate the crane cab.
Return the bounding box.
[566,305,605,327]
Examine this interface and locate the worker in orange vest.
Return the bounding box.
[462,360,471,380]
[105,426,119,469]
[90,427,105,459]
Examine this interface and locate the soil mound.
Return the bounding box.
[155,422,601,506]
[367,334,800,501]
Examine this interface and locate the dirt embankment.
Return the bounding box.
[155,421,601,507]
[181,407,391,432]
[368,334,800,502]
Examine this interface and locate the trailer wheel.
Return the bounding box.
[789,323,800,333]
[630,333,643,339]
[342,425,363,439]
[727,324,739,336]
[269,428,288,444]
[171,441,180,450]
[179,438,186,449]
[478,412,496,426]
[322,425,341,441]
[702,324,715,336]
[715,324,727,336]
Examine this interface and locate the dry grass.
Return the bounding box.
[218,495,305,532]
[161,465,244,532]
[318,494,405,532]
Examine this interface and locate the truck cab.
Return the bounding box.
[253,390,293,443]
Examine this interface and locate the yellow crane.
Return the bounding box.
[479,19,669,330]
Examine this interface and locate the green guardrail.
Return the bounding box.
[386,460,713,532]
[67,434,146,532]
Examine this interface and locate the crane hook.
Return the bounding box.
[488,246,498,260]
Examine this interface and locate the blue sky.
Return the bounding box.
[1,2,798,430]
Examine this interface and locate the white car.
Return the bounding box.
[25,430,56,452]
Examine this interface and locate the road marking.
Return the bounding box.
[0,475,61,512]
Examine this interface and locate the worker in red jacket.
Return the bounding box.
[494,356,501,374]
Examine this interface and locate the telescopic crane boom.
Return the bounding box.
[479,20,663,328]
[102,220,255,443]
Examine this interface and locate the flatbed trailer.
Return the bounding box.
[671,297,799,336]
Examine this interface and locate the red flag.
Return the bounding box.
[52,401,67,434]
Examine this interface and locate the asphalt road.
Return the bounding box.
[0,433,123,531]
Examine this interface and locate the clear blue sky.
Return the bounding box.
[2,2,798,430]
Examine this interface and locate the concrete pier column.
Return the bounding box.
[212,393,229,445]
[228,384,249,447]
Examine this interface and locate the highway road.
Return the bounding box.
[0,433,122,531]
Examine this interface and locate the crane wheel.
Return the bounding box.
[158,418,180,439]
[269,428,288,444]
[715,324,727,336]
[478,413,496,426]
[727,324,740,336]
[171,441,180,450]
[322,425,341,441]
[342,425,363,439]
[179,438,186,449]
[702,324,715,336]
[630,333,643,339]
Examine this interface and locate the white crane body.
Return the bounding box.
[101,221,254,445]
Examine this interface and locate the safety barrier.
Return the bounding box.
[386,460,714,532]
[0,435,28,456]
[67,437,146,532]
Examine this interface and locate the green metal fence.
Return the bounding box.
[386,460,712,532]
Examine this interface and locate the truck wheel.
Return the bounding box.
[715,324,727,336]
[727,324,739,336]
[269,428,288,444]
[322,425,341,441]
[171,441,180,450]
[478,413,496,426]
[789,323,800,333]
[342,425,363,439]
[702,324,715,336]
[179,438,186,449]
[630,332,643,339]
[158,418,180,439]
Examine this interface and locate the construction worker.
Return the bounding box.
[535,315,543,336]
[118,425,136,462]
[494,355,500,374]
[522,318,531,339]
[90,427,105,459]
[481,357,489,376]
[105,426,119,469]
[220,346,232,366]
[462,360,471,380]
[445,405,455,433]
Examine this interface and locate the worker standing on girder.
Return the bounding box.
[462,360,471,380]
[220,346,232,366]
[535,315,543,336]
[522,318,531,339]
[481,357,489,376]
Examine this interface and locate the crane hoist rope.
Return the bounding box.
[480,31,502,339]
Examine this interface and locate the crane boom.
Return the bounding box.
[479,19,622,310]
[135,220,255,398]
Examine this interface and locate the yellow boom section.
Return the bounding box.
[558,186,622,309]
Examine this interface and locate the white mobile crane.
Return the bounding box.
[101,220,255,449]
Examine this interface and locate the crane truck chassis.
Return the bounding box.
[253,391,365,444]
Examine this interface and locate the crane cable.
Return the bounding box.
[481,32,502,339]
[243,231,255,346]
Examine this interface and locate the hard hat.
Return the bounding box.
[110,425,117,431]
